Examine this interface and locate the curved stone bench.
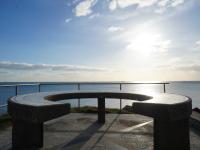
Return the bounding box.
[8,91,192,150]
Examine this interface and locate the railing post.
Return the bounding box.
[78,83,80,109]
[15,85,18,95]
[163,84,166,93]
[98,97,105,124]
[120,83,122,113]
[38,84,41,92]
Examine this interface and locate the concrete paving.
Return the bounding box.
[0,113,200,150]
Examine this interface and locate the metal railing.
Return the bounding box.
[0,82,169,113]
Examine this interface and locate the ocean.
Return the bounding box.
[0,81,200,115]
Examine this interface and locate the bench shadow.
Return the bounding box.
[48,115,120,150]
[59,121,103,150]
[89,114,120,150]
[47,114,153,150]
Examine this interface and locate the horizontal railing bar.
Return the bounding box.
[0,84,40,87]
[39,82,170,85]
[0,104,8,108]
[0,82,169,87]
[15,84,40,86]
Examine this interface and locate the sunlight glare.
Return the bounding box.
[126,30,165,56]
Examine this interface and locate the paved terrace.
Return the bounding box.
[0,113,200,150]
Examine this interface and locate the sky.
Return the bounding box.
[0,0,200,82]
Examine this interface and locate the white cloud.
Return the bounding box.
[196,40,200,45]
[109,0,117,10]
[73,0,81,4]
[88,13,100,19]
[158,0,170,6]
[108,0,158,10]
[138,0,158,8]
[193,40,200,51]
[155,0,185,13]
[108,26,124,32]
[108,0,187,14]
[115,0,138,8]
[158,63,200,73]
[65,18,72,23]
[74,0,97,17]
[154,7,167,13]
[72,0,187,17]
[175,64,200,72]
[171,0,185,7]
[0,61,108,72]
[155,57,200,74]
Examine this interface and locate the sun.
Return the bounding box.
[126,31,163,56]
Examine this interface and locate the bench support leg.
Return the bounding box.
[98,98,105,124]
[12,119,43,149]
[154,118,190,150]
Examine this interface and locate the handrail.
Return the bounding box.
[0,104,7,108]
[0,83,40,87]
[0,82,169,86]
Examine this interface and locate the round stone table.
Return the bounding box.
[8,91,192,150]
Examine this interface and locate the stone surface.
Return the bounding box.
[0,113,200,150]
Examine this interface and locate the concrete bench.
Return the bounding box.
[8,92,70,149]
[132,93,192,150]
[8,91,192,150]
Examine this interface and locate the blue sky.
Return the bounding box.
[1,0,200,81]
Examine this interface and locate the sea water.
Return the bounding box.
[0,81,200,115]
